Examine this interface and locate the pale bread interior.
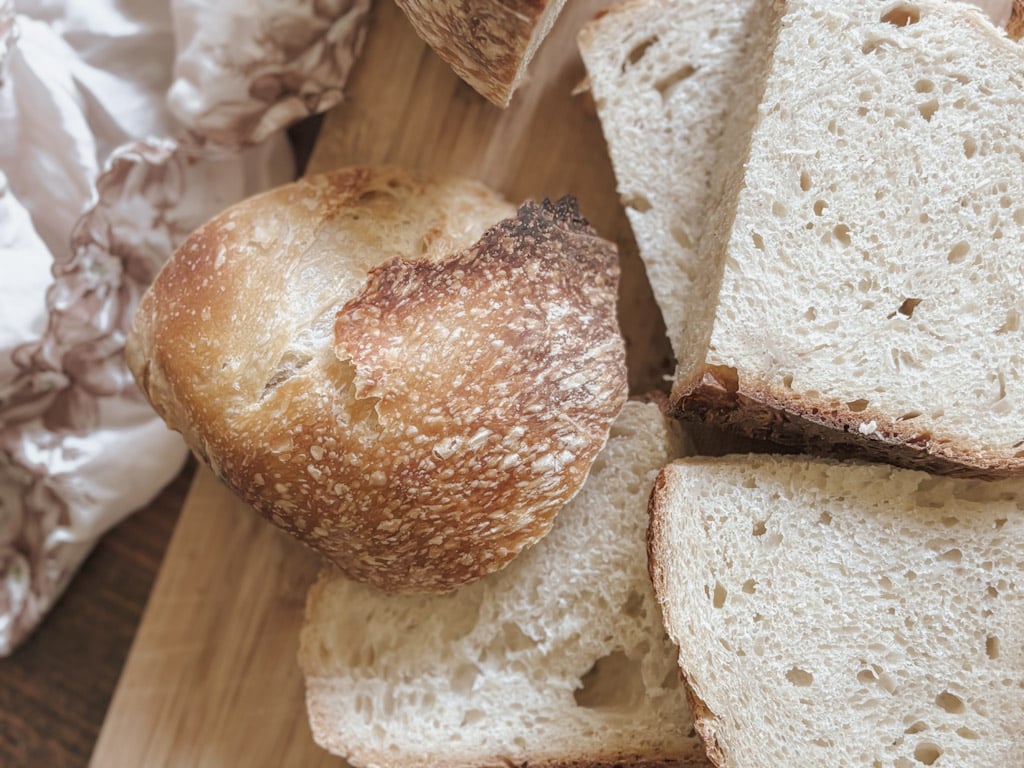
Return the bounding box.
[299,402,712,768]
[679,0,1024,464]
[579,0,778,371]
[651,455,1024,768]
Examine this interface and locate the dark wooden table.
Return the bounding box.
[0,461,195,767]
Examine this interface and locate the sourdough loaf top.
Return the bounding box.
[127,166,627,592]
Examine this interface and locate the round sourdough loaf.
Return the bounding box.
[125,166,627,592]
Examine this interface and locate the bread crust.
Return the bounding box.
[127,167,627,593]
[304,710,705,768]
[672,366,1024,479]
[1009,0,1024,39]
[647,468,723,768]
[394,0,567,106]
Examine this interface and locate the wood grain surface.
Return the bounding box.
[90,1,671,765]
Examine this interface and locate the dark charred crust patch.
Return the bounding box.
[322,195,626,590]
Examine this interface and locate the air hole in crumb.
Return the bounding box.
[948,241,970,263]
[898,298,923,317]
[671,226,694,250]
[899,411,922,421]
[743,476,758,489]
[956,726,980,740]
[819,510,832,525]
[622,589,645,618]
[833,224,852,245]
[753,520,767,536]
[914,742,942,765]
[918,99,939,122]
[813,200,828,216]
[915,79,934,93]
[786,667,814,686]
[1014,209,1024,226]
[625,36,658,68]
[460,709,486,727]
[997,309,1019,334]
[804,307,817,320]
[882,4,921,26]
[662,668,681,690]
[847,399,870,412]
[782,374,794,389]
[800,170,812,191]
[858,668,878,684]
[742,578,757,594]
[772,201,787,217]
[574,651,644,709]
[752,232,766,250]
[964,137,978,158]
[935,691,965,714]
[986,636,1000,659]
[939,548,962,563]
[713,581,727,608]
[497,621,535,653]
[905,721,928,734]
[862,38,885,55]
[655,64,697,96]
[451,663,480,694]
[624,194,652,212]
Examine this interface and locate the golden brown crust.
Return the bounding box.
[671,366,1024,479]
[1009,0,1024,39]
[127,167,627,593]
[681,684,726,768]
[395,0,567,106]
[647,470,722,768]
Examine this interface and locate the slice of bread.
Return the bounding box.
[395,0,568,107]
[579,0,778,364]
[299,402,713,768]
[649,454,1024,768]
[667,0,1024,476]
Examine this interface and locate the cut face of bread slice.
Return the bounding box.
[649,454,1024,768]
[299,402,713,768]
[579,0,779,364]
[670,0,1024,476]
[395,0,568,107]
[126,166,627,593]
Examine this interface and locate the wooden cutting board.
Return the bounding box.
[90,1,671,765]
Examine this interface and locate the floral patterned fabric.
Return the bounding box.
[0,0,370,655]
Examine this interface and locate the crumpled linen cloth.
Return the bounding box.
[0,0,370,655]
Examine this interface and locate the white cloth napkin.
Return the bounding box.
[0,0,370,655]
